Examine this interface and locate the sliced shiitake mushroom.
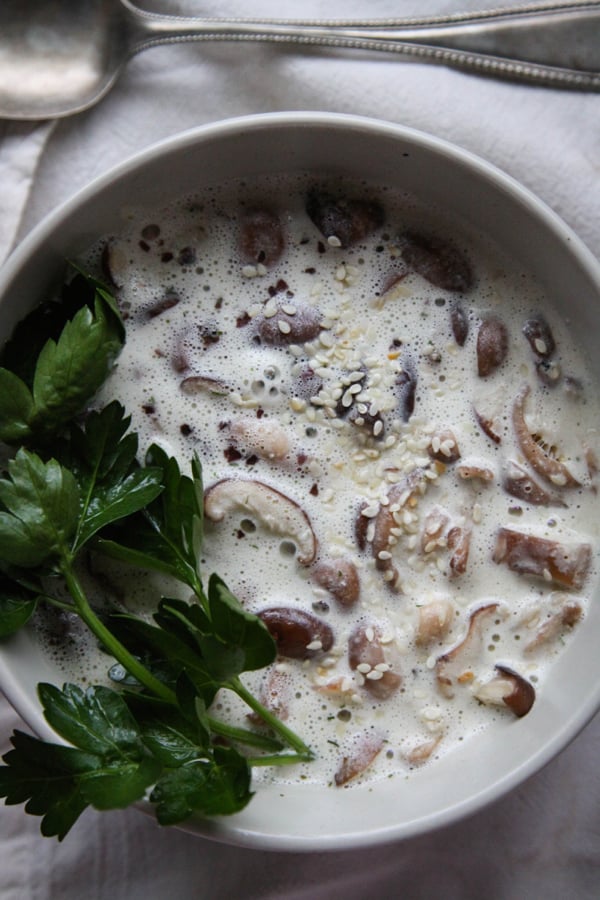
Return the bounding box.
[400,231,473,293]
[204,478,317,564]
[428,429,460,464]
[371,468,429,589]
[447,524,471,577]
[305,188,385,248]
[512,385,580,488]
[334,732,384,786]
[239,207,285,267]
[180,375,230,397]
[493,527,591,590]
[450,301,469,346]
[522,315,556,359]
[473,664,535,717]
[473,406,502,444]
[258,607,334,659]
[435,603,499,698]
[395,354,418,422]
[348,623,402,700]
[502,459,567,507]
[415,598,454,646]
[253,303,322,346]
[477,316,508,377]
[229,418,291,462]
[312,558,360,609]
[524,597,582,652]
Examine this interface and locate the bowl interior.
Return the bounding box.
[1,112,600,851]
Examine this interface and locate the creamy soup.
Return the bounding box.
[40,174,600,788]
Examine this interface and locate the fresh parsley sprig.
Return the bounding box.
[0,270,313,840]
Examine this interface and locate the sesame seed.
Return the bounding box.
[366,670,384,681]
[327,235,342,247]
[356,663,372,674]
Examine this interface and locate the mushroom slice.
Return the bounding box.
[371,468,429,589]
[229,418,291,462]
[524,598,583,652]
[502,459,567,507]
[180,375,230,397]
[457,463,494,483]
[415,598,454,646]
[473,406,502,444]
[312,558,360,609]
[421,507,451,554]
[305,188,385,248]
[395,353,418,422]
[334,731,384,786]
[493,527,591,590]
[477,316,508,377]
[522,315,556,359]
[258,607,334,659]
[512,385,580,488]
[447,524,471,577]
[253,303,322,346]
[404,735,442,766]
[435,603,499,697]
[348,623,402,700]
[428,429,460,464]
[204,478,317,564]
[450,301,469,346]
[473,665,535,717]
[400,231,473,292]
[250,667,293,722]
[239,207,285,267]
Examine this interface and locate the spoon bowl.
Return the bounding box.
[1,1,600,119]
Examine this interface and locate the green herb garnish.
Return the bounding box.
[0,271,312,840]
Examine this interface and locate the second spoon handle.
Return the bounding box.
[127,1,600,91]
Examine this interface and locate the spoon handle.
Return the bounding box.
[128,1,600,91]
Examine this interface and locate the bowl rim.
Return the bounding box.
[1,110,600,852]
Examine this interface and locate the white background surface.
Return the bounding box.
[1,2,600,897]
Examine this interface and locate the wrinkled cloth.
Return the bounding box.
[1,2,600,898]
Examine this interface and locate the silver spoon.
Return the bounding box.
[1,1,599,120]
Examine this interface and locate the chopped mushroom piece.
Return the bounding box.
[253,303,322,346]
[258,607,334,659]
[428,429,460,463]
[229,418,291,462]
[180,375,230,396]
[421,508,451,554]
[415,598,454,646]
[312,558,360,609]
[305,188,385,248]
[450,301,469,346]
[477,316,508,377]
[493,527,591,590]
[239,207,285,267]
[502,459,567,507]
[524,598,582,652]
[371,468,429,590]
[522,315,556,359]
[400,232,473,292]
[447,524,471,577]
[204,478,317,564]
[435,603,499,698]
[348,623,402,700]
[457,463,494,483]
[473,665,535,717]
[512,384,580,488]
[404,734,442,766]
[334,732,384,786]
[473,406,502,444]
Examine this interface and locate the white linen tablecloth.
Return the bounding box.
[1,2,599,897]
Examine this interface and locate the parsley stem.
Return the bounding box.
[207,717,284,753]
[228,676,314,760]
[247,753,312,767]
[59,560,177,707]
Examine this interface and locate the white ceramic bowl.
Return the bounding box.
[1,112,600,851]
